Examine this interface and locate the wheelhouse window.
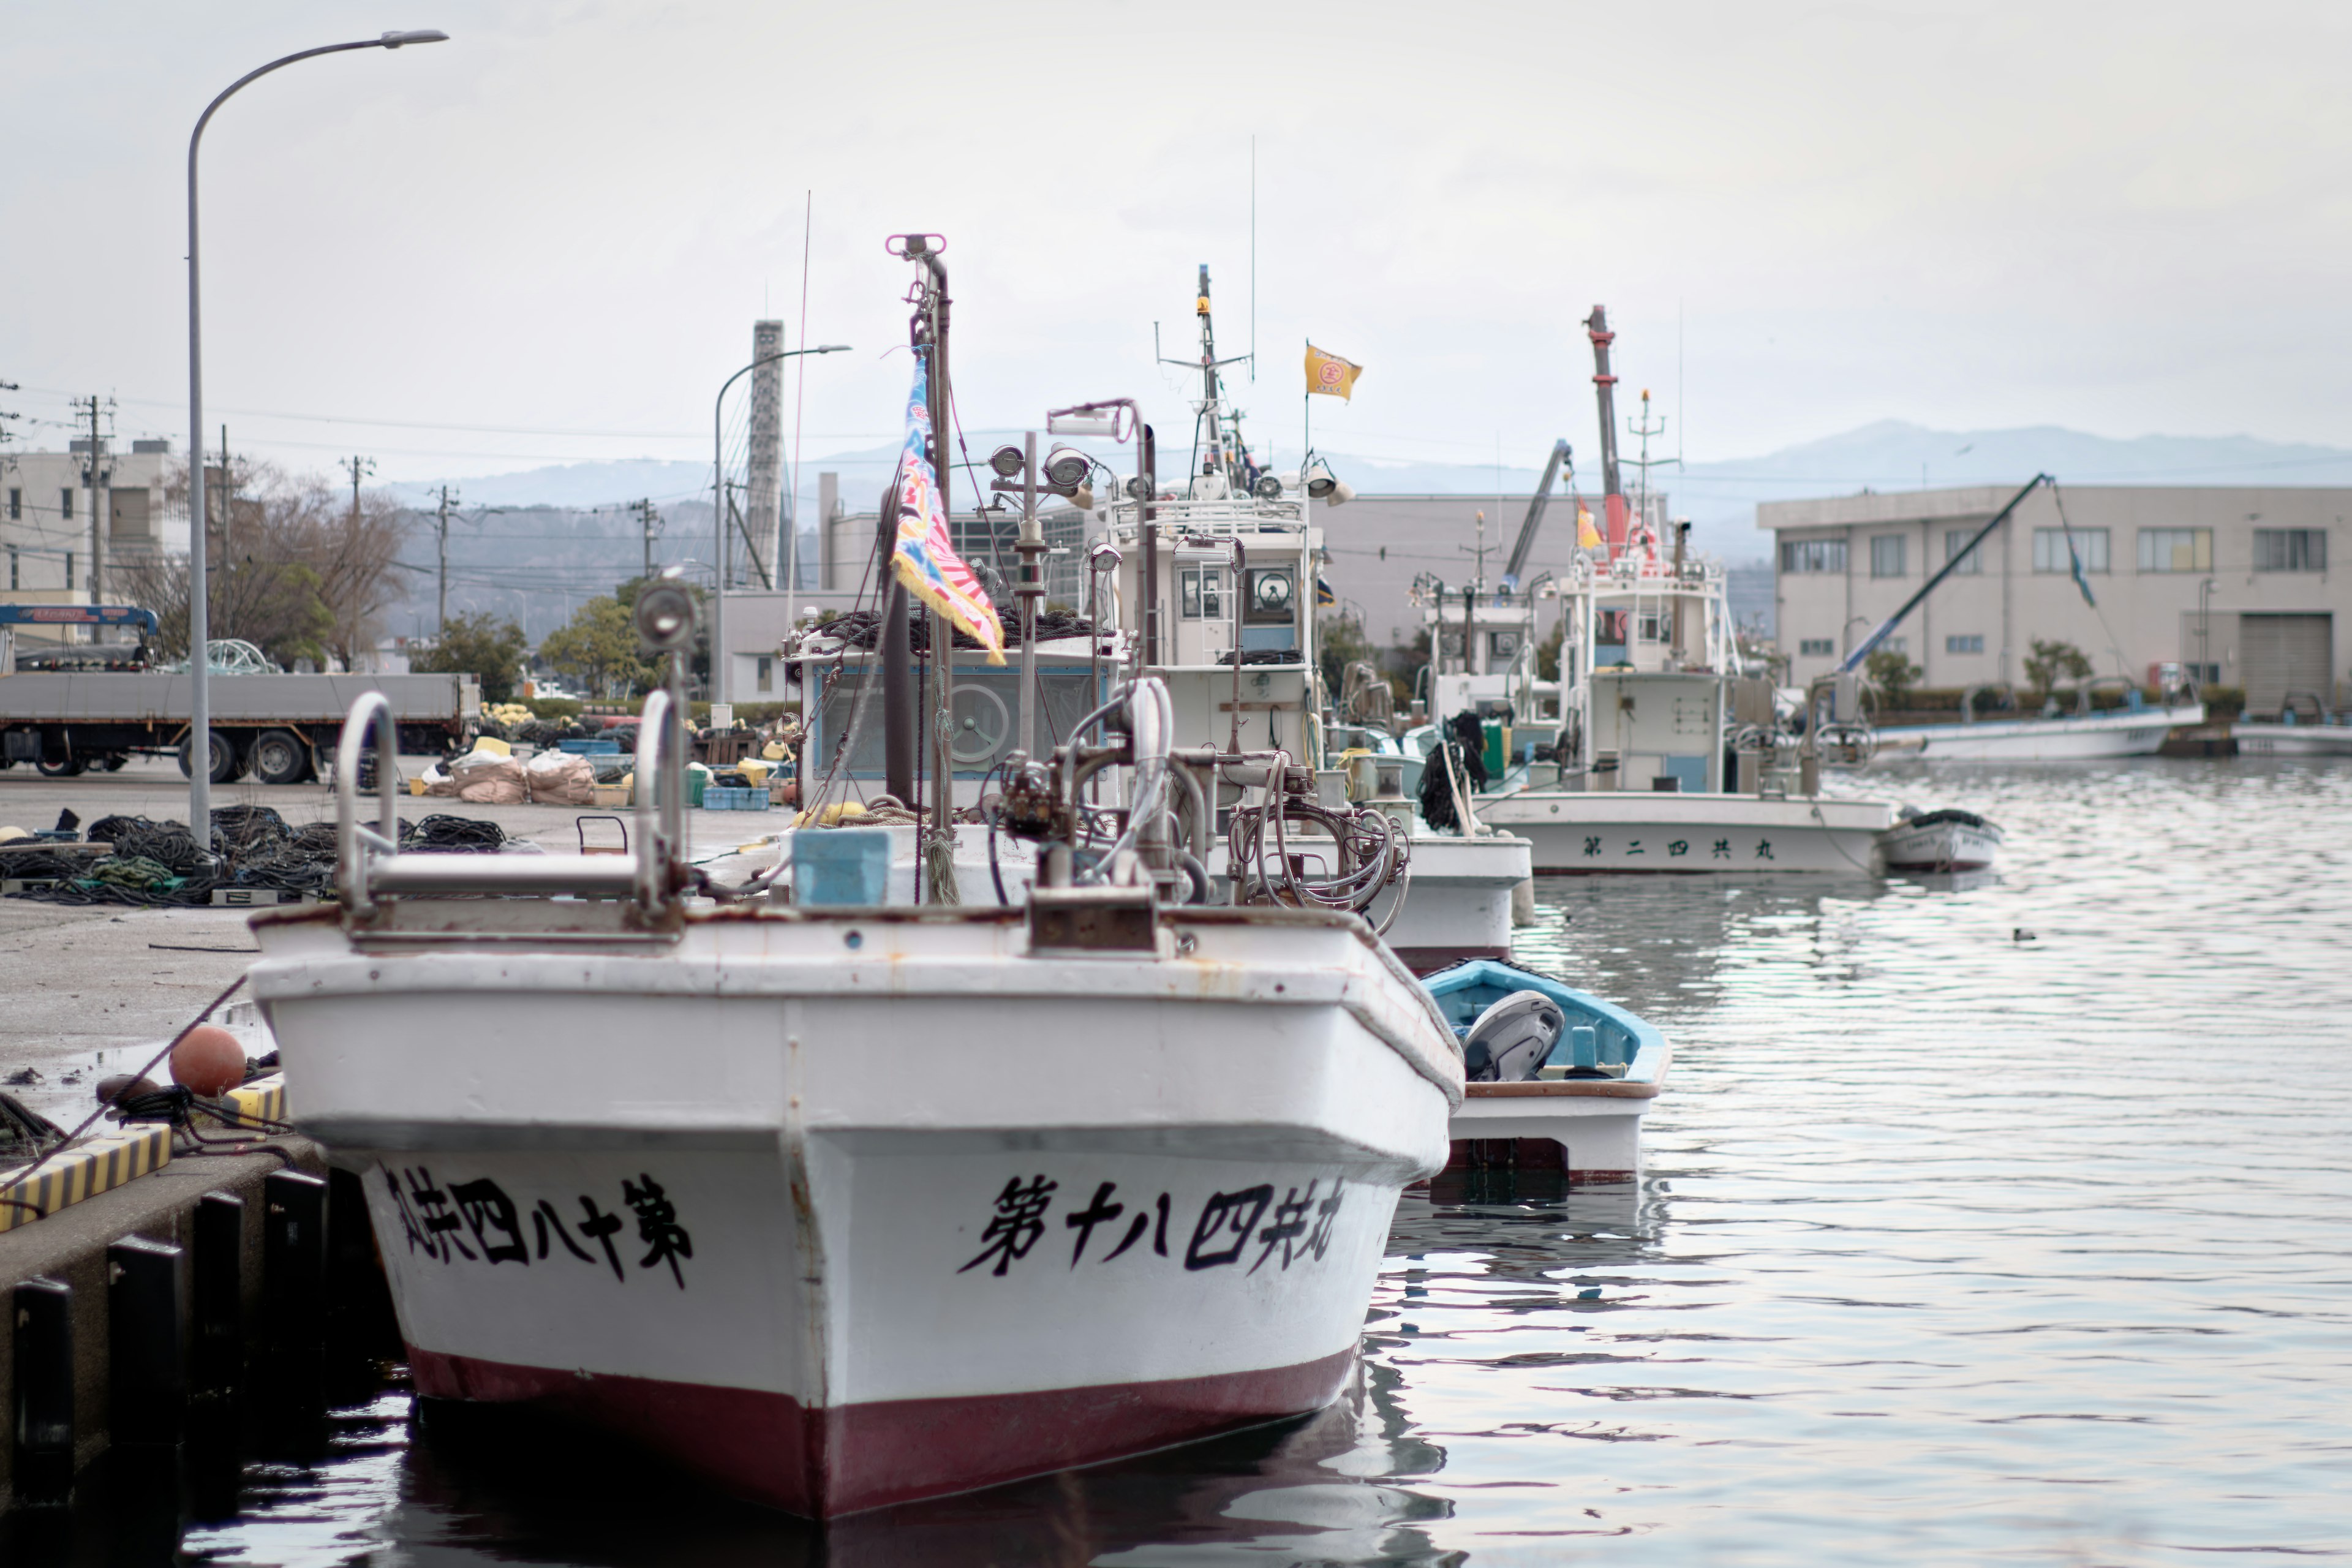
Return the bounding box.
[1178,565,1224,620]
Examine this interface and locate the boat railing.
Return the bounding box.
[336,688,684,918]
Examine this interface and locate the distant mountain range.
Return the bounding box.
[379,421,2352,639]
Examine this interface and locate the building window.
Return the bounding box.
[1780,538,1847,575]
[1798,638,1834,657]
[7,549,15,590]
[1945,633,1985,654]
[2033,528,2109,574]
[1869,535,1906,578]
[2138,527,2212,573]
[61,489,74,522]
[755,655,773,694]
[6,488,18,520]
[1943,529,1982,575]
[65,552,74,590]
[2253,529,2326,573]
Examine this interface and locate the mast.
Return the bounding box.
[1584,306,1626,559]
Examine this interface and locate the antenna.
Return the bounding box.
[1249,134,1257,383]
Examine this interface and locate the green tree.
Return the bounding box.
[540,596,653,698]
[1536,615,1566,681]
[1864,646,1923,709]
[2023,637,2093,695]
[415,611,528,703]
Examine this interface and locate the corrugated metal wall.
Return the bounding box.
[2239,612,2332,717]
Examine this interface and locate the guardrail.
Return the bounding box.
[335,688,684,915]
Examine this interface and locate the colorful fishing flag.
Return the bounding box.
[1576,504,1603,551]
[890,352,1005,664]
[1304,344,1363,401]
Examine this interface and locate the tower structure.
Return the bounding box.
[746,319,785,589]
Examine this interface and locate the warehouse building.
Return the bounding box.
[1759,483,2350,715]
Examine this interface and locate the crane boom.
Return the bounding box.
[1838,473,2052,674]
[1503,440,1572,584]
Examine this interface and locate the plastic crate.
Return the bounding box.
[702,786,770,812]
[558,737,622,755]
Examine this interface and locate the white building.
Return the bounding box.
[1,440,178,621]
[1759,483,2350,717]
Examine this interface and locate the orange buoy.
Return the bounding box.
[171,1024,247,1098]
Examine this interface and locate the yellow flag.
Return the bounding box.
[1576,505,1602,551]
[1304,344,1363,401]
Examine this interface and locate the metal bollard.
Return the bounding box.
[108,1235,187,1447]
[12,1276,75,1504]
[193,1191,244,1404]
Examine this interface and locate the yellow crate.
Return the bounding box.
[0,1123,173,1234]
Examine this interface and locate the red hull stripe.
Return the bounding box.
[409,1342,1356,1517]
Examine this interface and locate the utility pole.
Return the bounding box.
[435,484,456,634]
[73,395,113,604]
[633,497,660,581]
[341,454,374,523]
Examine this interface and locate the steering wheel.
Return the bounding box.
[950,684,1012,763]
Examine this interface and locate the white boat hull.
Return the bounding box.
[1873,704,2203,763]
[1876,813,2004,873]
[2231,722,2352,758]
[1448,1081,1658,1178]
[1365,830,1531,972]
[1476,791,1891,875]
[250,903,1460,1517]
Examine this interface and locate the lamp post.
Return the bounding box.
[186,29,447,844]
[711,342,847,707]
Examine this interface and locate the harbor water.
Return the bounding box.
[20,760,2351,1565]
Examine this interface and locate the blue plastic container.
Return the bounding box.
[558,738,621,755]
[796,828,891,907]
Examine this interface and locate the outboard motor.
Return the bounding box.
[1461,989,1566,1082]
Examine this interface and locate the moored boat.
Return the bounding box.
[1876,805,2003,872]
[2232,718,2352,757]
[1419,957,1668,1178]
[1870,702,2202,762]
[255,677,1463,1517]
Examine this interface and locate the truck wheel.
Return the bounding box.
[251,729,310,786]
[34,755,85,778]
[176,731,240,783]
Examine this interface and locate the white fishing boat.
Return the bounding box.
[1422,959,1669,1180]
[257,674,1461,1518]
[1875,805,2003,872]
[1870,701,2201,762]
[2231,717,2352,757]
[257,256,1463,1517]
[1405,306,1973,878]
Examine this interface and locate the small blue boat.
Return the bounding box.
[1418,957,1670,1177]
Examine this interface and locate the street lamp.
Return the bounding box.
[186,29,448,843]
[710,342,847,706]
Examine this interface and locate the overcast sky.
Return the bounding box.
[5,0,2345,496]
